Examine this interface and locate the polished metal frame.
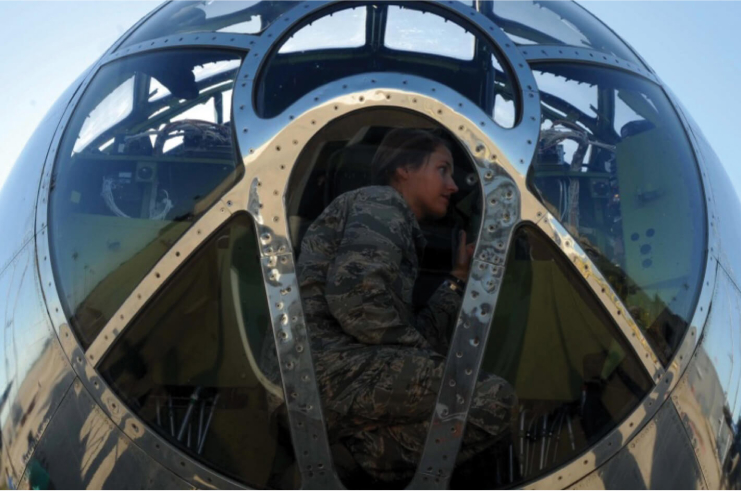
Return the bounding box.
[30,0,721,489]
[520,45,658,82]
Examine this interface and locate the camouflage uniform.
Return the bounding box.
[298,185,515,481]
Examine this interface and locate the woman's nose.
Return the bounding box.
[448,177,459,193]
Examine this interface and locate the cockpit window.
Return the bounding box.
[74,77,134,154]
[452,226,653,487]
[256,2,518,128]
[385,6,475,60]
[99,214,299,488]
[119,1,299,49]
[529,64,706,365]
[49,50,242,348]
[483,1,644,67]
[279,7,367,54]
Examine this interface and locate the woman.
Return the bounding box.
[297,128,515,482]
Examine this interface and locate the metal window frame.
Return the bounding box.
[32,0,721,489]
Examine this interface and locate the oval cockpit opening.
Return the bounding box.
[287,107,483,488]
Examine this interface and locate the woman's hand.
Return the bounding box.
[451,230,475,282]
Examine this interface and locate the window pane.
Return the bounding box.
[120,1,299,49]
[257,2,519,128]
[386,6,475,60]
[99,214,299,488]
[74,76,134,154]
[279,7,366,54]
[529,64,706,365]
[50,50,242,347]
[483,1,644,67]
[452,226,653,487]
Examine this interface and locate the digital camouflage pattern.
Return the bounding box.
[297,185,516,482]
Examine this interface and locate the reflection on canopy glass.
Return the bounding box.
[99,214,298,488]
[50,50,242,347]
[119,1,299,49]
[482,1,644,67]
[257,2,517,128]
[529,64,706,364]
[452,226,652,488]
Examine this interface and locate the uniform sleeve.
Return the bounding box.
[413,280,464,353]
[325,199,461,353]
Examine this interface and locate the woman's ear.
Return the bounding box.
[395,166,410,182]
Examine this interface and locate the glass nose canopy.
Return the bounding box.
[44,1,709,489]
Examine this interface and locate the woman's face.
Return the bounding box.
[398,145,458,219]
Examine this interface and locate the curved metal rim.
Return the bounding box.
[520,45,659,83]
[569,0,655,75]
[101,32,257,65]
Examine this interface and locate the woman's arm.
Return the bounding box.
[325,197,461,353]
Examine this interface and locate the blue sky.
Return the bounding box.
[0,1,739,196]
